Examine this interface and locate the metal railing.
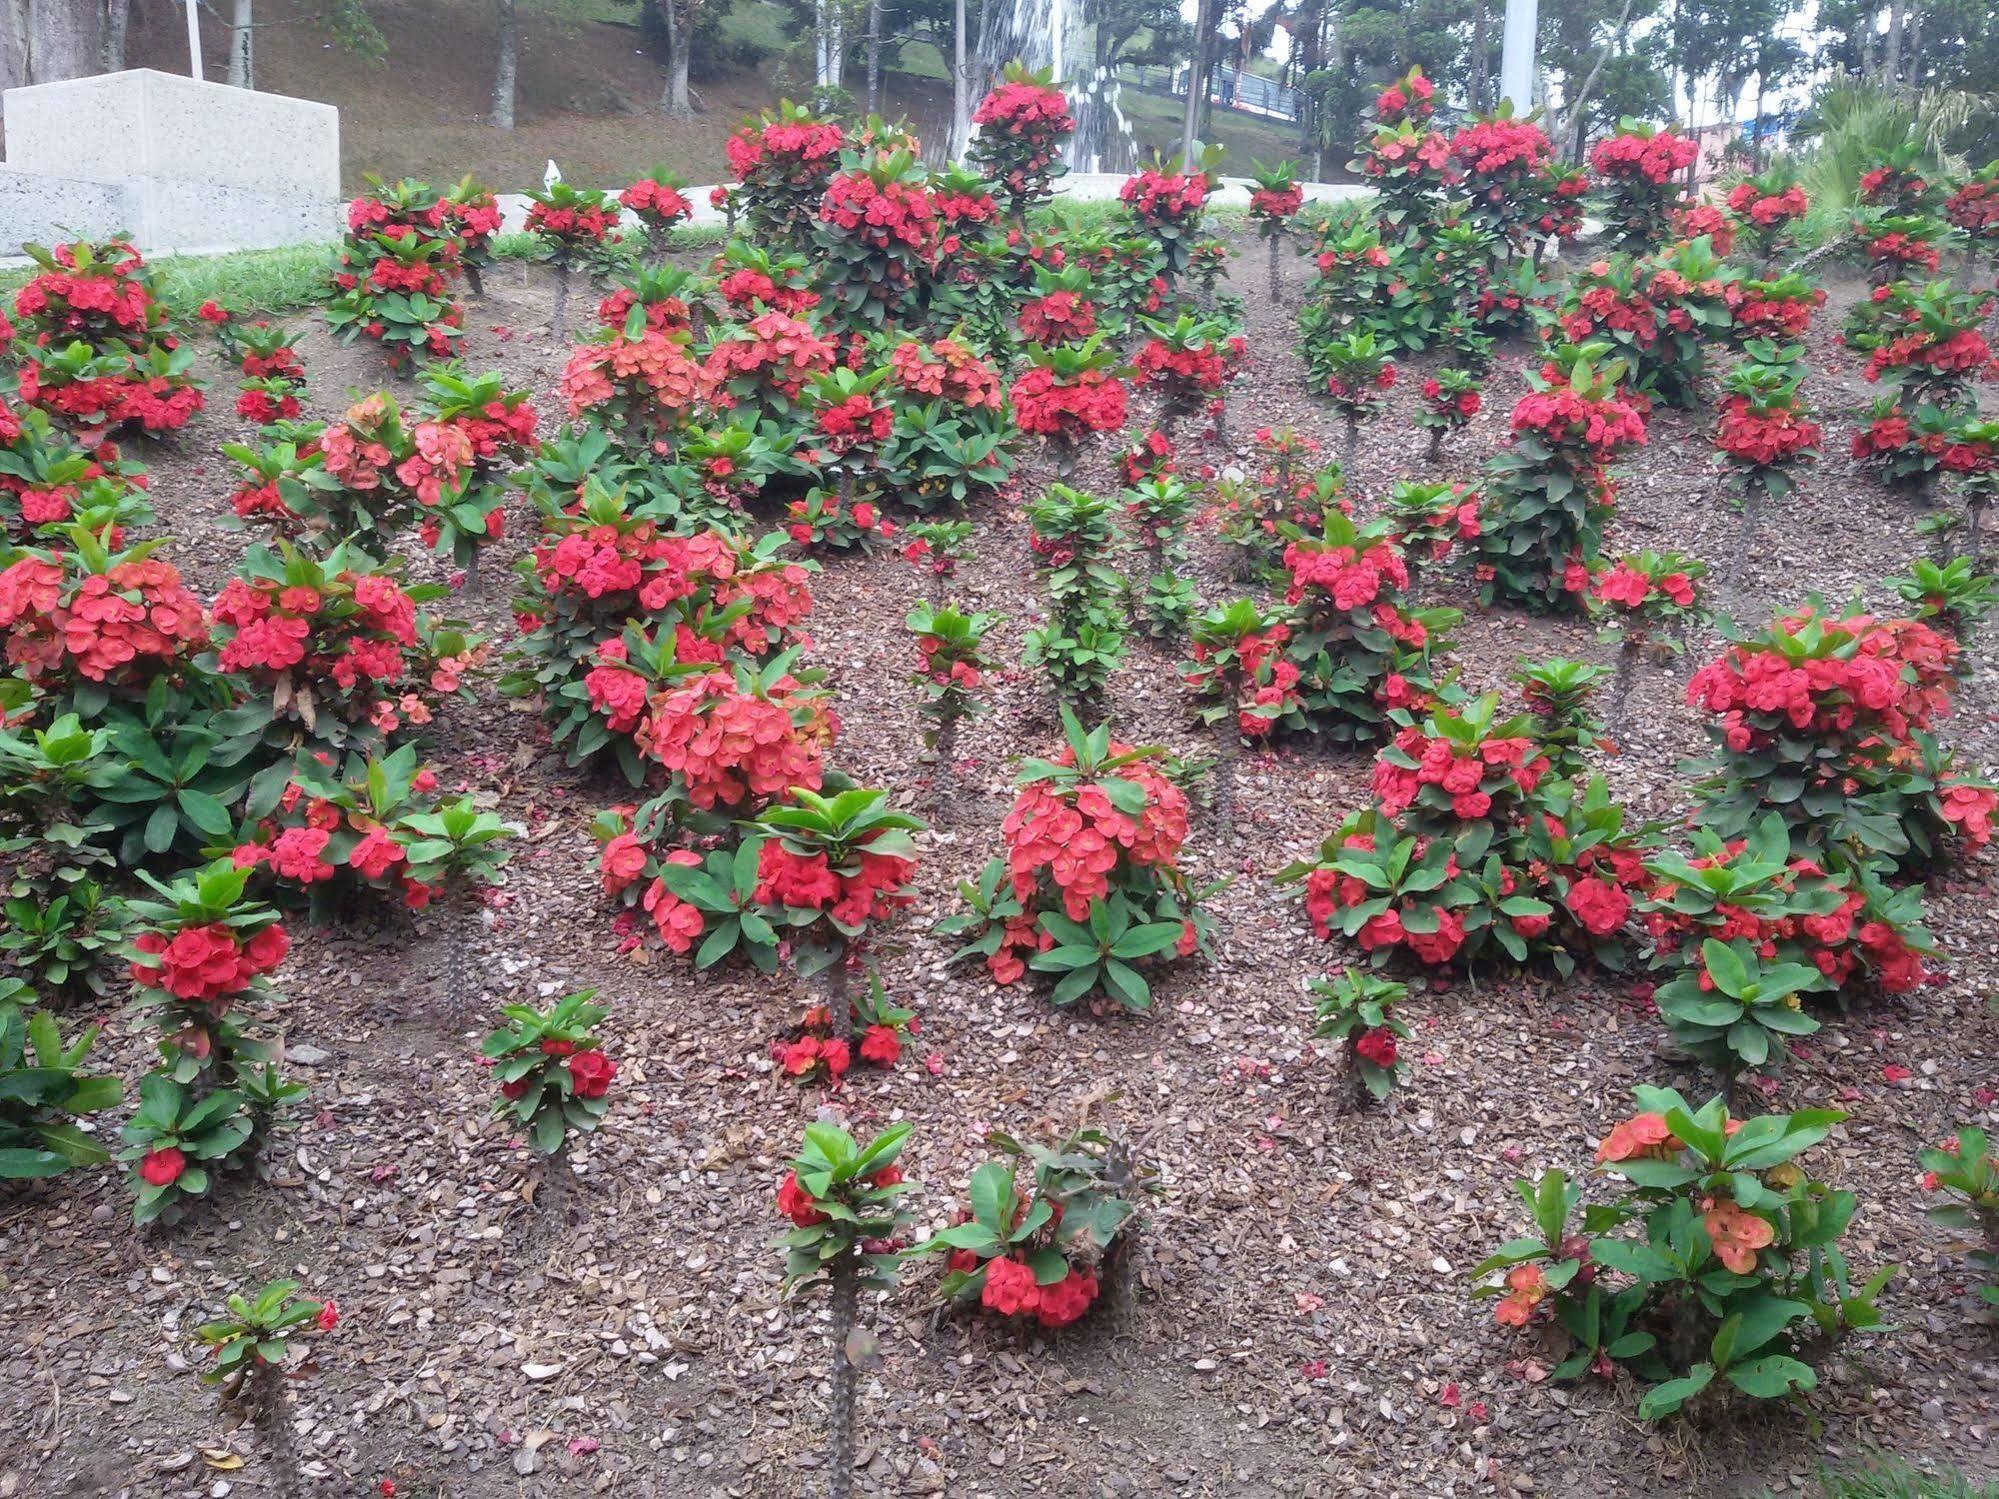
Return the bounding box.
[1127,63,1301,122]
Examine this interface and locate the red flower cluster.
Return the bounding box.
[821,169,940,259]
[1374,68,1436,124]
[620,177,693,230]
[1725,279,1825,338]
[1673,203,1738,255]
[977,1253,1099,1327]
[969,75,1075,203]
[1119,167,1209,227]
[10,238,160,347]
[1510,381,1649,463]
[1369,724,1549,824]
[524,198,619,249]
[1449,117,1552,177]
[726,115,845,182]
[1715,396,1823,466]
[635,669,833,812]
[1687,610,1957,746]
[1726,180,1809,227]
[1018,289,1096,343]
[990,746,1191,983]
[702,310,838,413]
[1248,184,1304,224]
[0,548,206,687]
[1589,127,1699,186]
[1132,334,1242,395]
[1420,378,1482,422]
[131,920,288,1008]
[885,337,1003,410]
[1010,366,1128,439]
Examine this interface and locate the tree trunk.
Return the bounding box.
[657,0,694,117]
[865,0,881,114]
[1295,0,1322,162]
[826,1259,861,1499]
[1563,0,1634,163]
[816,0,845,90]
[1751,77,1765,169]
[1469,0,1492,112]
[490,0,518,128]
[951,0,969,158]
[226,0,253,88]
[102,0,128,70]
[1884,0,1904,90]
[1179,0,1215,162]
[17,0,101,83]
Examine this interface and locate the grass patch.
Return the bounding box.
[1805,1455,1999,1499]
[148,244,334,318]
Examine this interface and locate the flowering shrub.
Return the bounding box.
[1714,341,1821,506]
[620,168,694,253]
[119,1071,257,1225]
[228,743,485,918]
[208,541,476,749]
[1299,219,1420,350]
[482,989,615,1155]
[1212,427,1344,580]
[875,335,1015,512]
[1119,148,1221,283]
[562,318,705,459]
[1023,483,1126,700]
[633,648,836,822]
[1725,167,1811,264]
[414,364,536,562]
[1380,478,1482,581]
[727,100,847,245]
[1920,1127,1999,1306]
[1281,688,1649,976]
[1640,818,1933,1071]
[1472,345,1648,611]
[1850,207,1954,284]
[1246,158,1304,236]
[221,319,308,426]
[1842,278,1994,406]
[1307,329,1396,458]
[505,482,812,777]
[1011,335,1129,457]
[772,971,914,1086]
[915,1128,1151,1327]
[1673,201,1738,256]
[940,711,1209,1009]
[701,307,837,427]
[126,860,290,1082]
[908,601,995,755]
[784,484,896,555]
[901,517,974,591]
[1858,146,1939,216]
[741,786,923,979]
[1474,1089,1892,1419]
[713,240,819,317]
[1449,109,1555,248]
[1278,509,1455,744]
[0,876,131,1002]
[525,182,621,267]
[1558,240,1734,409]
[1684,602,1990,875]
[1588,121,1699,253]
[1350,68,1451,229]
[1184,598,1301,740]
[443,175,504,293]
[1309,970,1408,1102]
[1017,260,1098,344]
[0,530,207,703]
[1415,367,1483,460]
[0,404,153,543]
[1121,475,1199,638]
[1584,549,1706,702]
[194,1279,336,1396]
[814,148,943,331]
[9,238,203,441]
[1725,272,1825,342]
[1132,312,1245,425]
[326,177,465,371]
[969,63,1074,221]
[1892,555,1999,653]
[1944,161,1999,260]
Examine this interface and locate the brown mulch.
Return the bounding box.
[1,235,1996,1499]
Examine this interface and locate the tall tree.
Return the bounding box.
[227,0,255,88]
[491,0,518,127]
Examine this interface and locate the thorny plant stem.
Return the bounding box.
[826,1258,861,1499]
[823,957,851,1043]
[253,1367,301,1499]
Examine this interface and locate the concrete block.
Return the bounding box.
[127,176,342,255]
[0,165,136,249]
[4,69,339,200]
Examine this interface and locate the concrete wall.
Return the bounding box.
[0,69,342,255]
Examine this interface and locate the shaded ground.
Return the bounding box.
[0,237,1997,1499]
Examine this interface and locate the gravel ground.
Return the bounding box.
[2,237,1996,1499]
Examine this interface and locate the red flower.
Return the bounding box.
[567,1050,616,1099]
[980,1254,1042,1316]
[1354,1027,1399,1068]
[316,1300,340,1332]
[777,1170,827,1227]
[858,1024,902,1067]
[140,1147,187,1186]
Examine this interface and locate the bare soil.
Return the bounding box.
[1,238,1997,1499]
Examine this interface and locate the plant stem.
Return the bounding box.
[823,957,851,1044]
[1266,234,1281,303]
[826,1258,860,1499]
[551,260,571,343]
[1426,427,1444,464]
[466,263,485,299]
[1343,414,1359,475]
[254,1367,301,1499]
[1607,636,1640,734]
[933,712,959,827]
[1724,473,1765,604]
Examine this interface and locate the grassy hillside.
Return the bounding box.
[107,0,1305,193]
